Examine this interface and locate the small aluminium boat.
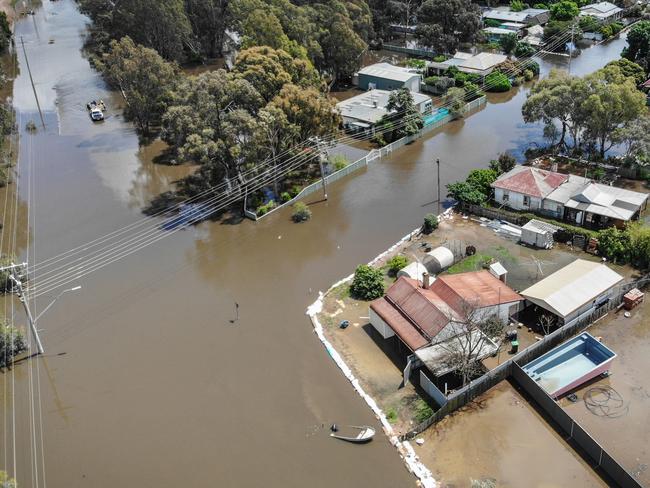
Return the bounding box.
[330,425,375,443]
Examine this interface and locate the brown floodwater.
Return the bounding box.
[0,1,632,487]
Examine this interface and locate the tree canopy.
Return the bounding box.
[623,20,650,73]
[415,0,481,54]
[550,1,579,21]
[100,37,180,134]
[522,65,648,157]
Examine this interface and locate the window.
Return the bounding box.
[523,195,530,207]
[502,191,509,202]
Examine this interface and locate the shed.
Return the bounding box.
[423,246,455,274]
[357,63,422,92]
[489,261,508,283]
[521,219,560,249]
[520,259,624,324]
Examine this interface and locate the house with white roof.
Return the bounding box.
[520,259,624,325]
[428,52,508,78]
[579,2,623,23]
[492,166,649,229]
[356,63,422,92]
[336,89,432,132]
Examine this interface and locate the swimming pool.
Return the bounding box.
[423,108,450,126]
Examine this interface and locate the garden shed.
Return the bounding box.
[521,219,560,249]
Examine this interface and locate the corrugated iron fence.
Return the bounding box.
[511,363,643,488]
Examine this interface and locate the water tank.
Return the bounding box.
[423,246,454,274]
[397,262,429,282]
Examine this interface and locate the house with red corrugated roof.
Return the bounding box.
[491,166,568,211]
[369,271,523,353]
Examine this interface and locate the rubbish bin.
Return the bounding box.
[510,340,519,354]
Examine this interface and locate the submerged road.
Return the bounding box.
[0,1,629,486]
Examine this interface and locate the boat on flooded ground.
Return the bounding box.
[330,425,376,443]
[87,100,106,121]
[522,333,617,399]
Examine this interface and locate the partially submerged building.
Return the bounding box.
[492,166,649,229]
[336,89,433,132]
[579,1,623,23]
[356,63,422,92]
[520,259,624,325]
[427,52,508,78]
[482,7,550,26]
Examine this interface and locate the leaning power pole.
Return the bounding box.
[314,138,329,200]
[436,158,441,215]
[1,262,44,354]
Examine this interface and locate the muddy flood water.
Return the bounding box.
[0,1,633,487]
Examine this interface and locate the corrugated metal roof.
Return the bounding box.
[371,273,523,351]
[520,259,624,318]
[358,63,421,83]
[522,219,561,234]
[433,270,522,310]
[492,166,568,198]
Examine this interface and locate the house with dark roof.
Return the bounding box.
[492,166,649,229]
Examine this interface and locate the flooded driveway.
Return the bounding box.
[0,1,632,487]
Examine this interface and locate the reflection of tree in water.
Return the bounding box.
[128,140,194,211]
[0,184,29,258]
[188,201,350,288]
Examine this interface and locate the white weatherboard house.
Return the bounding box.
[492,166,649,229]
[336,89,432,132]
[427,52,507,78]
[579,2,623,23]
[520,259,624,325]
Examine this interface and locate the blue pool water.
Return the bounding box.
[423,108,450,126]
[522,333,616,396]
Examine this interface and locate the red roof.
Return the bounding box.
[431,271,522,310]
[492,166,568,198]
[370,273,522,351]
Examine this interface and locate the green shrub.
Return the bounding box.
[387,255,409,275]
[484,19,502,28]
[597,226,630,263]
[350,264,385,300]
[485,71,511,92]
[0,320,27,368]
[289,185,302,198]
[291,201,312,222]
[433,54,447,62]
[523,69,534,81]
[405,58,426,70]
[515,42,536,58]
[280,192,292,203]
[510,0,526,11]
[256,200,276,216]
[463,81,484,100]
[330,154,348,171]
[424,213,439,233]
[414,398,434,423]
[386,407,398,424]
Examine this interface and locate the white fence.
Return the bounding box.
[248,96,487,221]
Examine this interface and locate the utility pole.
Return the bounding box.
[316,138,329,200]
[20,36,46,130]
[436,158,441,215]
[1,263,44,355]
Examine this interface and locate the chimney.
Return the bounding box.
[422,272,430,289]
